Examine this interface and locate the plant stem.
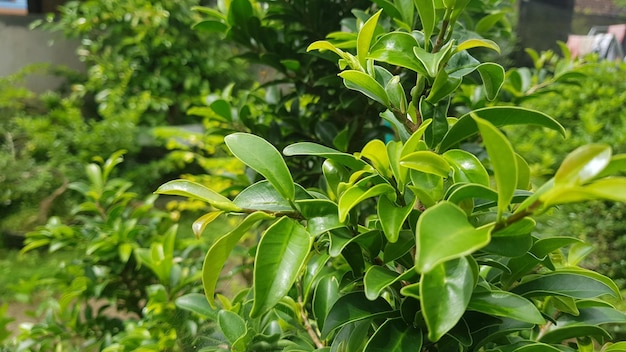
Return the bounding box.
[297,286,324,348]
[433,8,452,53]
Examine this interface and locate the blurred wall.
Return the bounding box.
[0,14,83,92]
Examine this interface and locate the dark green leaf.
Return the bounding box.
[511,272,619,299]
[252,217,312,317]
[218,310,247,344]
[313,274,341,332]
[321,292,395,338]
[468,286,544,324]
[364,318,423,351]
[296,199,342,237]
[421,257,474,342]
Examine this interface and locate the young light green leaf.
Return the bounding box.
[377,193,416,243]
[415,201,492,273]
[473,116,517,221]
[321,292,395,338]
[225,133,295,201]
[338,181,395,222]
[385,76,407,113]
[357,9,383,68]
[421,257,474,342]
[203,212,274,307]
[175,293,219,320]
[400,151,451,178]
[339,70,390,107]
[156,179,242,212]
[516,153,531,190]
[408,171,444,208]
[413,41,454,78]
[443,149,490,186]
[363,318,423,352]
[361,139,393,178]
[192,211,224,238]
[554,144,612,186]
[364,266,416,300]
[456,38,500,54]
[414,0,436,46]
[438,106,565,152]
[251,217,312,317]
[296,199,343,237]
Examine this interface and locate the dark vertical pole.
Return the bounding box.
[514,0,575,66]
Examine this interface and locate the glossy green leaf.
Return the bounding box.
[357,9,383,68]
[602,341,626,351]
[456,38,500,54]
[427,69,462,103]
[192,20,229,33]
[313,274,341,332]
[369,32,425,74]
[557,267,621,298]
[156,179,241,212]
[542,177,626,206]
[408,170,444,208]
[296,199,342,237]
[175,293,219,320]
[509,342,565,352]
[421,96,450,148]
[447,183,497,207]
[364,266,416,300]
[284,142,368,170]
[378,193,416,243]
[338,181,395,222]
[233,180,310,212]
[421,257,474,342]
[468,286,545,324]
[483,217,534,257]
[443,149,490,186]
[516,153,531,190]
[218,310,247,344]
[321,292,395,338]
[252,217,312,317]
[415,201,492,273]
[400,151,451,178]
[339,70,390,107]
[225,133,295,201]
[401,119,433,156]
[540,306,626,343]
[477,63,505,101]
[364,318,423,351]
[385,76,407,113]
[387,140,407,190]
[307,40,357,68]
[361,139,392,178]
[596,153,626,178]
[203,212,274,307]
[413,41,454,78]
[511,272,619,299]
[383,230,415,263]
[554,144,612,186]
[438,106,565,152]
[414,0,436,45]
[192,211,224,238]
[473,116,517,220]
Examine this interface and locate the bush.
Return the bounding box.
[158,1,626,351]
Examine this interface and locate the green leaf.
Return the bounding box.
[421,257,474,342]
[443,150,490,186]
[296,199,342,237]
[369,32,425,74]
[596,153,626,178]
[540,306,626,343]
[357,10,383,68]
[339,70,390,107]
[483,217,534,257]
[313,275,341,332]
[420,97,450,148]
[602,341,626,351]
[512,272,620,299]
[378,193,416,243]
[225,133,295,201]
[338,180,395,222]
[427,69,462,103]
[192,211,224,238]
[468,286,545,324]
[408,170,444,208]
[554,144,612,186]
[321,292,395,338]
[192,20,229,34]
[400,151,451,178]
[175,293,219,320]
[475,12,505,35]
[307,40,357,68]
[413,41,454,78]
[414,0,436,45]
[203,212,274,307]
[251,217,312,317]
[364,318,423,351]
[473,116,517,220]
[516,153,531,190]
[415,201,492,273]
[156,179,242,212]
[387,141,407,190]
[385,76,407,113]
[364,266,417,300]
[456,38,500,54]
[438,107,566,152]
[476,63,505,101]
[284,142,369,171]
[361,139,392,178]
[218,310,247,344]
[383,230,415,263]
